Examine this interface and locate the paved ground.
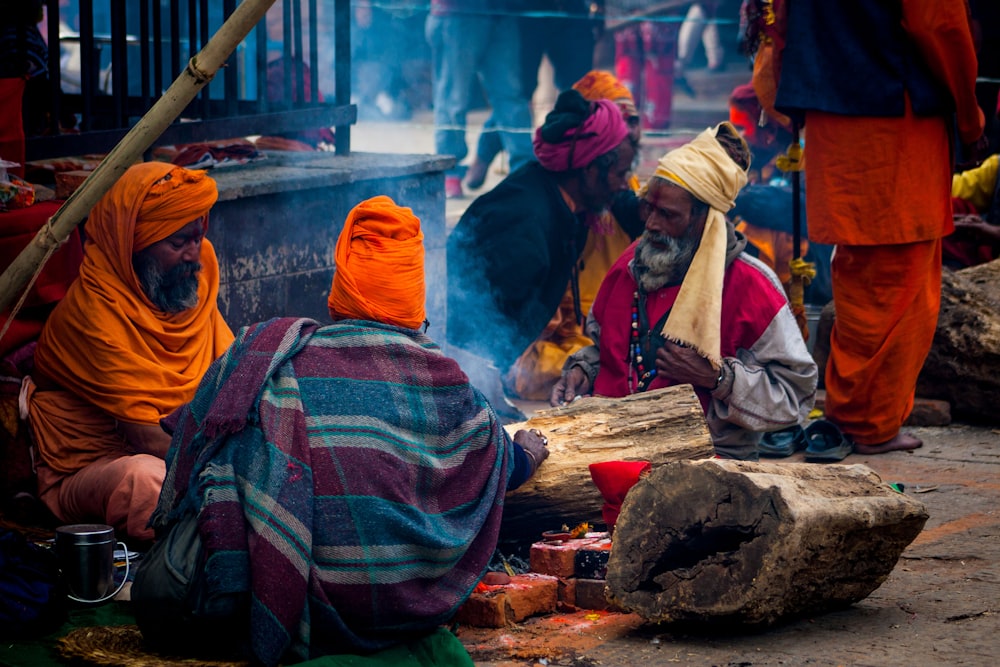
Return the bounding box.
[353,68,1000,666]
[460,420,1000,667]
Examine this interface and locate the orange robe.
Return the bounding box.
[27,162,234,539]
[761,1,983,445]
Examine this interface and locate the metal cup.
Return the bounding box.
[55,524,116,602]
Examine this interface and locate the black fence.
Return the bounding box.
[26,0,355,161]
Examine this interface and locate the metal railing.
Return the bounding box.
[27,0,355,161]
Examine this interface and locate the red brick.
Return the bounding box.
[453,589,508,627]
[530,537,598,577]
[454,573,559,628]
[557,576,576,607]
[505,573,558,621]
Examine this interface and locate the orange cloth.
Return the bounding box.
[33,162,234,426]
[759,0,982,444]
[735,219,807,288]
[327,195,426,329]
[573,70,638,119]
[824,241,940,445]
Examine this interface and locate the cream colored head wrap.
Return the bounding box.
[649,122,749,369]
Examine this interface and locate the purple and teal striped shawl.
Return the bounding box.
[152,317,512,666]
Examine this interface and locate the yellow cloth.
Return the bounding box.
[327,195,426,329]
[952,153,999,213]
[33,162,234,426]
[653,123,749,369]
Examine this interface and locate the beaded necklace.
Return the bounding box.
[628,289,667,393]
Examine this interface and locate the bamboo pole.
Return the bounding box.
[0,0,278,314]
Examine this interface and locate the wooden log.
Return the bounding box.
[500,385,714,544]
[606,459,928,625]
[917,260,1000,423]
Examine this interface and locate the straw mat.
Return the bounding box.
[57,625,249,667]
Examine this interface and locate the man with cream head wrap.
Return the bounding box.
[133,196,548,666]
[23,162,234,542]
[552,122,817,460]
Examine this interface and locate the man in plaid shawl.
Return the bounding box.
[134,196,549,666]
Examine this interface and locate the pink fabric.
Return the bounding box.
[38,454,164,542]
[533,98,629,172]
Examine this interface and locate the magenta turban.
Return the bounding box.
[533,96,630,172]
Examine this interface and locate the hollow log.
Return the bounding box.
[500,384,714,544]
[606,459,928,625]
[916,260,1000,423]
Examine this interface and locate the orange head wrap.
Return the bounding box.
[327,195,426,329]
[86,162,218,286]
[573,69,639,120]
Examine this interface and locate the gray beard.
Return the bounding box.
[133,253,201,313]
[632,232,698,293]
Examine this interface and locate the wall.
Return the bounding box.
[209,150,453,333]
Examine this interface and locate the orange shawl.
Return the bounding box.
[34,162,234,425]
[327,195,426,329]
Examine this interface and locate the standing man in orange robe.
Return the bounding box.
[23,162,234,541]
[753,1,984,453]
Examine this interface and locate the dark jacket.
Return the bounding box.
[775,0,952,122]
[447,161,642,372]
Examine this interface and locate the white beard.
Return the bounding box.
[632,232,698,293]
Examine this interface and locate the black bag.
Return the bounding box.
[131,513,248,657]
[0,529,67,638]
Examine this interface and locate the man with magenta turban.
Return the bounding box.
[447,89,639,413]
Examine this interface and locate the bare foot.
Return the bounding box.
[853,432,923,455]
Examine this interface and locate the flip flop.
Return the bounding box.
[759,425,809,458]
[803,419,854,463]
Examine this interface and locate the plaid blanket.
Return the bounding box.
[152,317,511,666]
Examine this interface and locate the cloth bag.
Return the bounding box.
[131,513,249,658]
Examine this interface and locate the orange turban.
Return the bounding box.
[327,195,426,329]
[33,161,233,425]
[573,69,638,120]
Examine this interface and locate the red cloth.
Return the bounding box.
[533,98,629,172]
[0,78,26,177]
[588,461,651,531]
[0,200,83,358]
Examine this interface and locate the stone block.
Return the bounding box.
[905,398,952,427]
[574,537,612,579]
[574,578,623,612]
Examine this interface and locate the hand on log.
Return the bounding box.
[499,385,714,545]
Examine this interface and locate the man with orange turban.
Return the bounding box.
[22,162,234,542]
[134,195,549,666]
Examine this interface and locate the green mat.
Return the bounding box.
[0,602,135,667]
[0,602,473,667]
